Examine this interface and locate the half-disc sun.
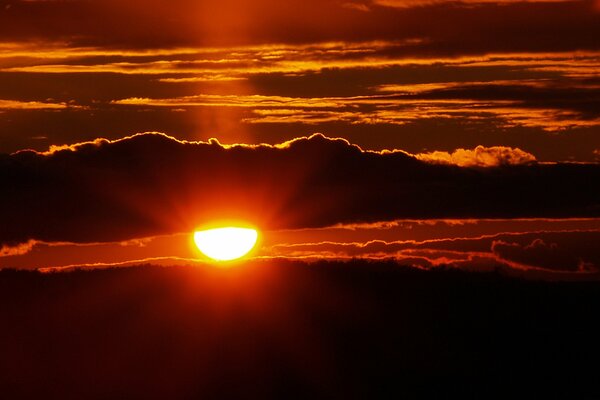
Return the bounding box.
[194,227,258,261]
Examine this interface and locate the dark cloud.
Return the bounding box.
[3,110,600,162]
[1,133,599,246]
[266,229,600,273]
[0,0,598,52]
[2,261,600,397]
[406,82,600,121]
[492,233,600,271]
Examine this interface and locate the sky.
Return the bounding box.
[1,0,599,276]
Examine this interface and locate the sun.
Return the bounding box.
[193,227,259,261]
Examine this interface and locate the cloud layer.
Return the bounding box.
[1,1,599,158]
[1,133,599,246]
[267,229,600,273]
[2,40,599,159]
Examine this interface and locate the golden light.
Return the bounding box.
[194,227,258,261]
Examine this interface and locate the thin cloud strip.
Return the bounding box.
[372,0,578,7]
[266,230,600,272]
[112,90,600,131]
[0,99,77,110]
[3,46,598,77]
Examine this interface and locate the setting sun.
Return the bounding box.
[193,227,258,261]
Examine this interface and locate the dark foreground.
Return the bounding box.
[1,261,599,399]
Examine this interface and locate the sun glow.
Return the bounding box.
[193,227,258,261]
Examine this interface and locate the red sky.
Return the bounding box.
[1,0,599,277]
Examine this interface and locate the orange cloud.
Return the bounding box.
[112,95,346,109]
[0,99,76,110]
[112,93,600,132]
[0,240,37,257]
[2,38,598,134]
[415,146,536,167]
[3,39,597,80]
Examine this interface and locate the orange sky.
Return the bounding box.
[0,0,599,276]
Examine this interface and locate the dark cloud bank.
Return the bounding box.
[1,133,599,245]
[1,0,598,52]
[1,261,600,398]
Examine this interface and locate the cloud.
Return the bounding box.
[1,132,599,246]
[2,38,599,142]
[113,93,600,133]
[266,229,600,273]
[415,145,536,167]
[0,240,36,257]
[0,99,76,110]
[342,2,371,11]
[108,73,600,132]
[4,42,597,82]
[113,94,346,109]
[1,0,597,53]
[492,235,600,272]
[372,0,574,8]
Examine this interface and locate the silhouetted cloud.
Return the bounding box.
[492,233,600,271]
[266,229,600,273]
[1,133,599,246]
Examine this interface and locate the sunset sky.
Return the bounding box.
[1,0,599,276]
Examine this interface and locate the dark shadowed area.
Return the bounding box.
[2,133,599,247]
[1,260,599,399]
